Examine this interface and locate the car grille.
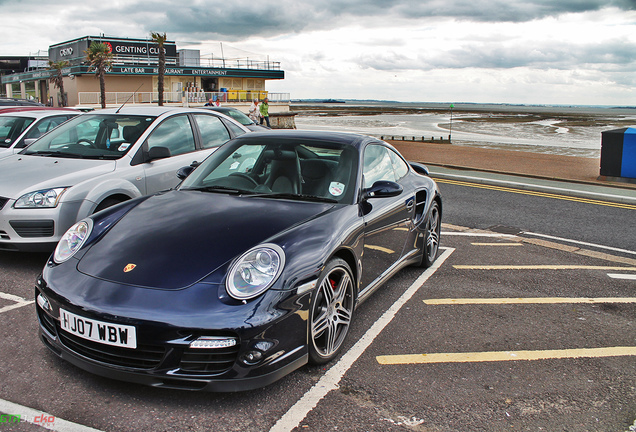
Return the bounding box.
[0,197,8,211]
[179,344,240,374]
[36,305,57,336]
[58,330,166,370]
[10,220,54,238]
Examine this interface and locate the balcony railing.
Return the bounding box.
[77,91,290,106]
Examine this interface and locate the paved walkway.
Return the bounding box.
[387,140,636,205]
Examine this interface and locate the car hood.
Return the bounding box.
[77,190,335,290]
[0,155,116,198]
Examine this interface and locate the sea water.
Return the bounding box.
[293,103,636,158]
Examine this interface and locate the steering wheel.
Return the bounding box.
[228,172,259,188]
[77,138,97,148]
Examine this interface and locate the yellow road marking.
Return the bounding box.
[435,178,636,210]
[377,347,636,365]
[453,265,636,270]
[364,244,395,254]
[424,297,636,305]
[471,242,522,246]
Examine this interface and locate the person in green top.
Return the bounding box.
[259,97,270,128]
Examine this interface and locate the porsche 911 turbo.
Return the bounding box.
[35,130,442,391]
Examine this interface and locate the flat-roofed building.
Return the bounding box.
[2,36,286,108]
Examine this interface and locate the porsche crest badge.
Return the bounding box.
[123,263,137,273]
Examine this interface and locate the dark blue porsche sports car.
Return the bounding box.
[35,130,442,391]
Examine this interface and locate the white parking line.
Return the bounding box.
[269,247,455,432]
[442,232,517,238]
[608,273,636,280]
[0,292,34,314]
[0,398,104,432]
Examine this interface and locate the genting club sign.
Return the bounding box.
[101,40,177,57]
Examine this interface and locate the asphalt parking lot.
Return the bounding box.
[0,224,635,431]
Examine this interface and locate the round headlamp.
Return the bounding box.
[54,219,93,263]
[226,244,285,300]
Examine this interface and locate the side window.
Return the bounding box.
[388,148,409,180]
[363,144,396,187]
[146,115,195,156]
[20,116,70,147]
[223,119,247,138]
[192,114,231,149]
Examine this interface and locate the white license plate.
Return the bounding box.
[59,308,137,349]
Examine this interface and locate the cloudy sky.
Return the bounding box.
[2,0,636,105]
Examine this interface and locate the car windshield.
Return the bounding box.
[180,137,359,204]
[0,116,35,147]
[22,114,156,159]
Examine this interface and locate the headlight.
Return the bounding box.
[14,187,67,208]
[54,219,93,263]
[226,244,285,300]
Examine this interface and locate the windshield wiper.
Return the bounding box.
[244,192,338,203]
[25,150,85,159]
[182,185,251,195]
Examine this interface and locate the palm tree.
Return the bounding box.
[84,42,114,108]
[48,60,69,107]
[150,32,167,106]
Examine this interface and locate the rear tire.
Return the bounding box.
[308,258,355,365]
[420,201,441,268]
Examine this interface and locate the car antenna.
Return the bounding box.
[115,84,144,113]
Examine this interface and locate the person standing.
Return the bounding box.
[249,99,260,124]
[259,97,270,128]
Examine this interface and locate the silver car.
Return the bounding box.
[0,106,250,251]
[0,109,79,160]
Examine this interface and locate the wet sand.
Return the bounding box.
[292,102,636,158]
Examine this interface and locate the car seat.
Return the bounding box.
[265,149,302,194]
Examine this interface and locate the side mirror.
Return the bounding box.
[176,161,200,180]
[147,146,171,161]
[176,166,195,180]
[409,162,430,176]
[362,180,403,200]
[23,138,38,147]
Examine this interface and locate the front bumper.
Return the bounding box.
[0,200,81,252]
[35,272,311,392]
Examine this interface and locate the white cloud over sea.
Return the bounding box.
[1,0,635,105]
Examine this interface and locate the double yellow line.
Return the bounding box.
[435,178,636,210]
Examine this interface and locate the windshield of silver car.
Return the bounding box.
[0,116,35,147]
[22,114,156,159]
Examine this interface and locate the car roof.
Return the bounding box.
[0,106,78,115]
[93,106,228,116]
[0,98,45,107]
[204,107,236,112]
[232,130,381,150]
[0,109,78,119]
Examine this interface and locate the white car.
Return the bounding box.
[0,109,79,159]
[0,106,250,251]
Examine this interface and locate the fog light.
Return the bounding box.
[242,350,264,365]
[37,293,51,312]
[189,336,237,349]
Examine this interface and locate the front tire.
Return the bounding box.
[421,201,441,268]
[308,258,355,365]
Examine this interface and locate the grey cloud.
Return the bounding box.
[55,0,636,41]
[357,39,636,72]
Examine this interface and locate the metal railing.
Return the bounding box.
[77,91,291,106]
